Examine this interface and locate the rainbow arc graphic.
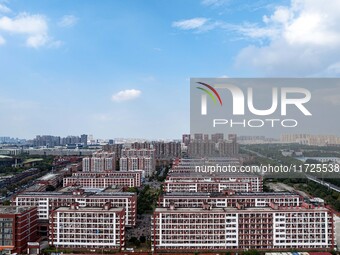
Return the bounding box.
[196,82,223,106]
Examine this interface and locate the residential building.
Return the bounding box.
[0,206,38,254]
[33,135,61,147]
[63,176,135,189]
[82,151,116,172]
[159,191,301,208]
[13,189,137,227]
[187,134,239,157]
[71,171,143,187]
[164,180,258,193]
[36,173,63,188]
[49,203,125,250]
[280,134,340,146]
[164,172,262,193]
[120,149,155,177]
[211,133,224,143]
[153,141,181,159]
[151,202,335,252]
[182,134,191,146]
[80,134,88,146]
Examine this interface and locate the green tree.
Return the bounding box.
[126,187,138,193]
[134,240,141,247]
[46,185,56,191]
[139,235,146,243]
[243,250,260,255]
[2,200,10,206]
[129,237,137,243]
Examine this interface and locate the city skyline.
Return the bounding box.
[1,0,340,139]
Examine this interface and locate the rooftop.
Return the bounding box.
[55,206,124,212]
[0,206,33,214]
[24,183,46,191]
[16,190,135,197]
[162,191,298,198]
[38,173,59,181]
[65,176,134,179]
[167,172,259,178]
[155,205,328,213]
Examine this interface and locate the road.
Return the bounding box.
[305,174,340,193]
[241,147,267,158]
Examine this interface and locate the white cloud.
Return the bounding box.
[234,0,340,75]
[313,87,340,106]
[58,15,78,28]
[0,13,57,48]
[111,89,142,102]
[226,23,278,39]
[172,18,209,30]
[172,18,276,36]
[0,3,11,13]
[0,35,5,45]
[26,34,49,48]
[173,1,340,75]
[201,0,228,7]
[0,13,48,34]
[326,62,340,74]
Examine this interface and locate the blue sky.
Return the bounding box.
[1,0,340,139]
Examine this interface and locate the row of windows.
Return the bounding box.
[56,214,119,218]
[54,239,118,243]
[0,240,13,246]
